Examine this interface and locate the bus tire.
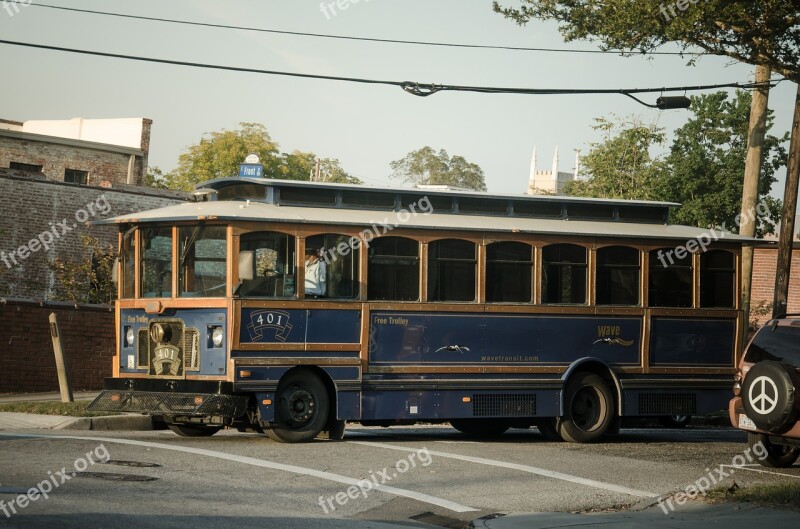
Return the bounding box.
[321,420,346,441]
[168,424,221,437]
[450,419,510,436]
[659,415,691,428]
[748,433,800,468]
[534,418,563,441]
[557,373,613,443]
[264,370,329,443]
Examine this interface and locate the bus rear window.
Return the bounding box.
[745,325,800,365]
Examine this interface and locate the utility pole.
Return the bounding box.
[314,157,322,182]
[773,83,800,318]
[739,65,771,345]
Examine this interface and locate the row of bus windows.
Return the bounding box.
[121,229,736,308]
[237,232,735,308]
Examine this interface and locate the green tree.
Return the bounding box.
[161,123,360,190]
[145,166,170,189]
[49,235,117,304]
[278,151,361,184]
[658,91,786,236]
[493,1,800,82]
[166,123,280,191]
[390,147,487,191]
[563,117,666,200]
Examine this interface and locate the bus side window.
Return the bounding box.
[368,236,420,301]
[541,244,587,304]
[121,227,135,299]
[238,231,296,298]
[649,248,693,307]
[306,234,360,299]
[486,241,533,303]
[596,246,640,306]
[700,250,735,308]
[427,239,476,302]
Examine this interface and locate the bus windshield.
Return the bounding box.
[178,225,228,298]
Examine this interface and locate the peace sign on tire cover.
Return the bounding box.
[741,360,800,433]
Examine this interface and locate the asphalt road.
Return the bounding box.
[1,424,799,528]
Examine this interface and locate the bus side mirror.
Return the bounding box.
[111,258,119,284]
[239,251,254,281]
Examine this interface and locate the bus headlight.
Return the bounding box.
[125,327,135,347]
[210,326,224,348]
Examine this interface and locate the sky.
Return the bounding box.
[0,0,797,199]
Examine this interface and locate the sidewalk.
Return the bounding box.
[0,392,151,431]
[473,502,799,528]
[0,391,99,404]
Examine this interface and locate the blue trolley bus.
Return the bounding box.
[89,177,747,442]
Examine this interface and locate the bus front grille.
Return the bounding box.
[137,329,149,368]
[638,393,696,415]
[473,393,536,417]
[88,390,248,417]
[184,328,200,371]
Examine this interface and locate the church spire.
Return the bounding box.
[529,145,537,183]
[551,146,559,178]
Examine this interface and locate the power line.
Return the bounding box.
[0,39,773,101]
[14,0,692,56]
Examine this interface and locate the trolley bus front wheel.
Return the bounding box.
[264,370,330,443]
[557,372,614,443]
[167,424,222,437]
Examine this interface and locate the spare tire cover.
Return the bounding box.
[741,361,799,433]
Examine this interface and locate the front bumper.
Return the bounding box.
[87,378,249,418]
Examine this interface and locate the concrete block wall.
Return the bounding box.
[0,171,186,300]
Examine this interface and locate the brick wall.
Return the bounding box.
[751,246,800,326]
[0,298,114,393]
[0,171,186,300]
[0,134,146,187]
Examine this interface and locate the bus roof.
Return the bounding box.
[196,177,682,209]
[96,196,757,243]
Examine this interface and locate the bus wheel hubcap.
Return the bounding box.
[286,389,314,424]
[572,388,600,431]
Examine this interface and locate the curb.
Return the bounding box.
[54,415,154,431]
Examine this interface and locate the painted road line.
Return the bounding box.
[0,433,477,513]
[721,464,800,479]
[350,440,658,498]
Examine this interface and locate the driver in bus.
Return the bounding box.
[304,247,327,296]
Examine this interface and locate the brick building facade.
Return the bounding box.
[751,244,800,326]
[0,117,152,187]
[0,299,114,393]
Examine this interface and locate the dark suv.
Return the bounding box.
[729,317,800,468]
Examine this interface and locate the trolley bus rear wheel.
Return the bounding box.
[265,370,329,443]
[167,424,222,437]
[534,418,563,441]
[557,372,613,443]
[450,419,510,436]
